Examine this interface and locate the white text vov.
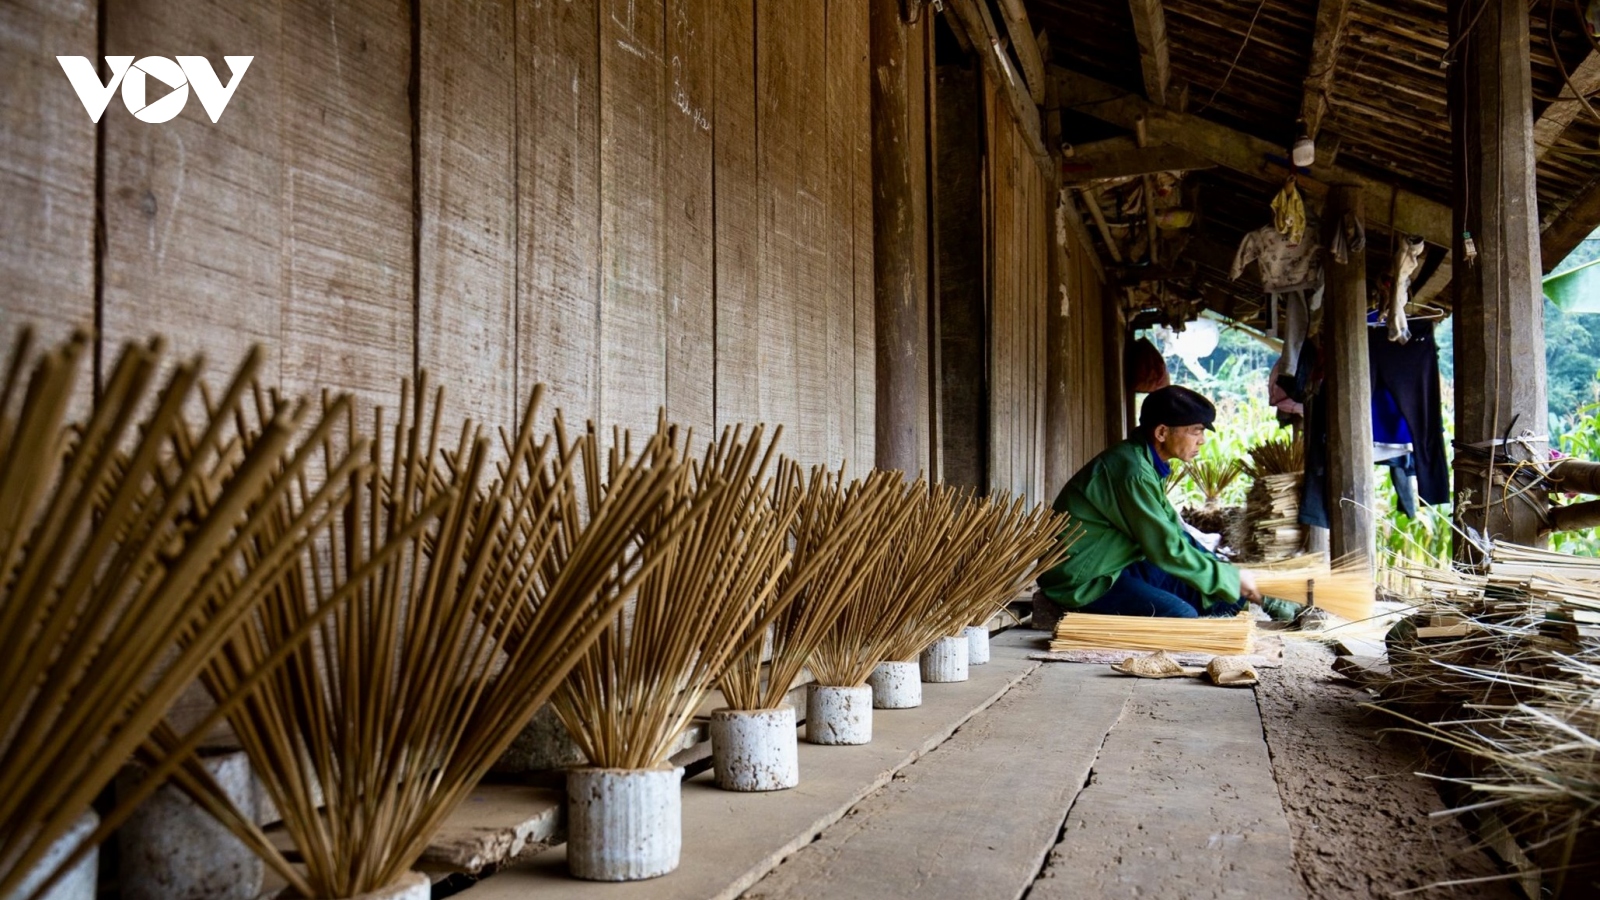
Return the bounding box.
[58,56,253,124]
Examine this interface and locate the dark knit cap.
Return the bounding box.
[1139,385,1217,431]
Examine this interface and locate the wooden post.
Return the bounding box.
[935,61,988,490]
[1044,182,1072,494]
[872,0,931,475]
[1448,0,1548,552]
[1323,185,1375,564]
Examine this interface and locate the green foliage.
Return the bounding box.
[1553,400,1600,555]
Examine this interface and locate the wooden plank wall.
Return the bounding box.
[984,78,1050,506]
[2,0,873,469]
[978,78,1110,505]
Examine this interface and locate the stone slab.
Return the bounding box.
[456,631,1042,900]
[1029,678,1306,900]
[741,664,1134,900]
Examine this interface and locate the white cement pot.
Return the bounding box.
[2,810,98,900]
[566,766,682,881]
[867,660,922,709]
[920,635,970,683]
[120,751,261,900]
[709,706,799,792]
[805,684,872,745]
[965,625,991,665]
[329,871,431,900]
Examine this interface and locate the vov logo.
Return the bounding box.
[57,56,253,124]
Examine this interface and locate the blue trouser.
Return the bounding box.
[1080,559,1247,619]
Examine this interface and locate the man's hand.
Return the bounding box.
[1238,568,1263,602]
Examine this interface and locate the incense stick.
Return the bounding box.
[141,379,688,897]
[1050,611,1256,655]
[0,331,359,900]
[552,421,810,770]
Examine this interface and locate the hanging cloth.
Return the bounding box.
[1271,178,1306,245]
[1388,235,1426,344]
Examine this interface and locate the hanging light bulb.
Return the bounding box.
[1291,132,1315,168]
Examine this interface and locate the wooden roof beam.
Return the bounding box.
[1127,0,1171,108]
[995,0,1047,105]
[1055,67,1453,248]
[1299,0,1353,139]
[1534,49,1600,160]
[945,0,1049,169]
[1541,176,1600,272]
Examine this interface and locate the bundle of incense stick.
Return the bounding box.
[807,474,931,687]
[142,380,686,899]
[958,496,1079,629]
[871,484,989,665]
[1050,611,1256,655]
[1252,553,1376,622]
[553,421,817,770]
[720,460,911,711]
[0,330,358,900]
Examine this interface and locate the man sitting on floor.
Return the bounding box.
[1037,385,1297,622]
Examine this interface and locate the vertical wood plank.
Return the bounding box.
[756,0,800,458]
[418,0,517,437]
[280,0,413,407]
[1,0,97,356]
[662,0,714,439]
[824,0,855,468]
[850,0,874,473]
[517,0,601,425]
[869,0,929,476]
[101,3,283,393]
[599,0,666,439]
[793,0,829,466]
[711,0,759,434]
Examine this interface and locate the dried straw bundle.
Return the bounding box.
[1181,458,1245,505]
[146,380,684,898]
[1050,611,1255,655]
[719,462,912,711]
[1243,436,1303,476]
[0,331,358,900]
[1252,554,1376,622]
[552,422,809,770]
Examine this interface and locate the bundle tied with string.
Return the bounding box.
[0,330,363,900]
[138,378,687,899]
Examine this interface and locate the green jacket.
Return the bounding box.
[1036,437,1240,610]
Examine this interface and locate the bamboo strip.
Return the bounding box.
[1049,611,1256,655]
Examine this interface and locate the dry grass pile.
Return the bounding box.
[1376,545,1600,895]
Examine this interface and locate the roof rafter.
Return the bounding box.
[1055,67,1453,248]
[1299,0,1354,138]
[1534,49,1600,160]
[1127,0,1171,107]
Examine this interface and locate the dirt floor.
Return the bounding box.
[1256,640,1520,899]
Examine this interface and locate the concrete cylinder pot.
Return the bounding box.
[3,810,98,900]
[965,625,991,665]
[805,684,872,745]
[342,871,431,900]
[566,765,683,881]
[920,635,970,683]
[709,706,799,792]
[866,660,922,709]
[119,750,261,900]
